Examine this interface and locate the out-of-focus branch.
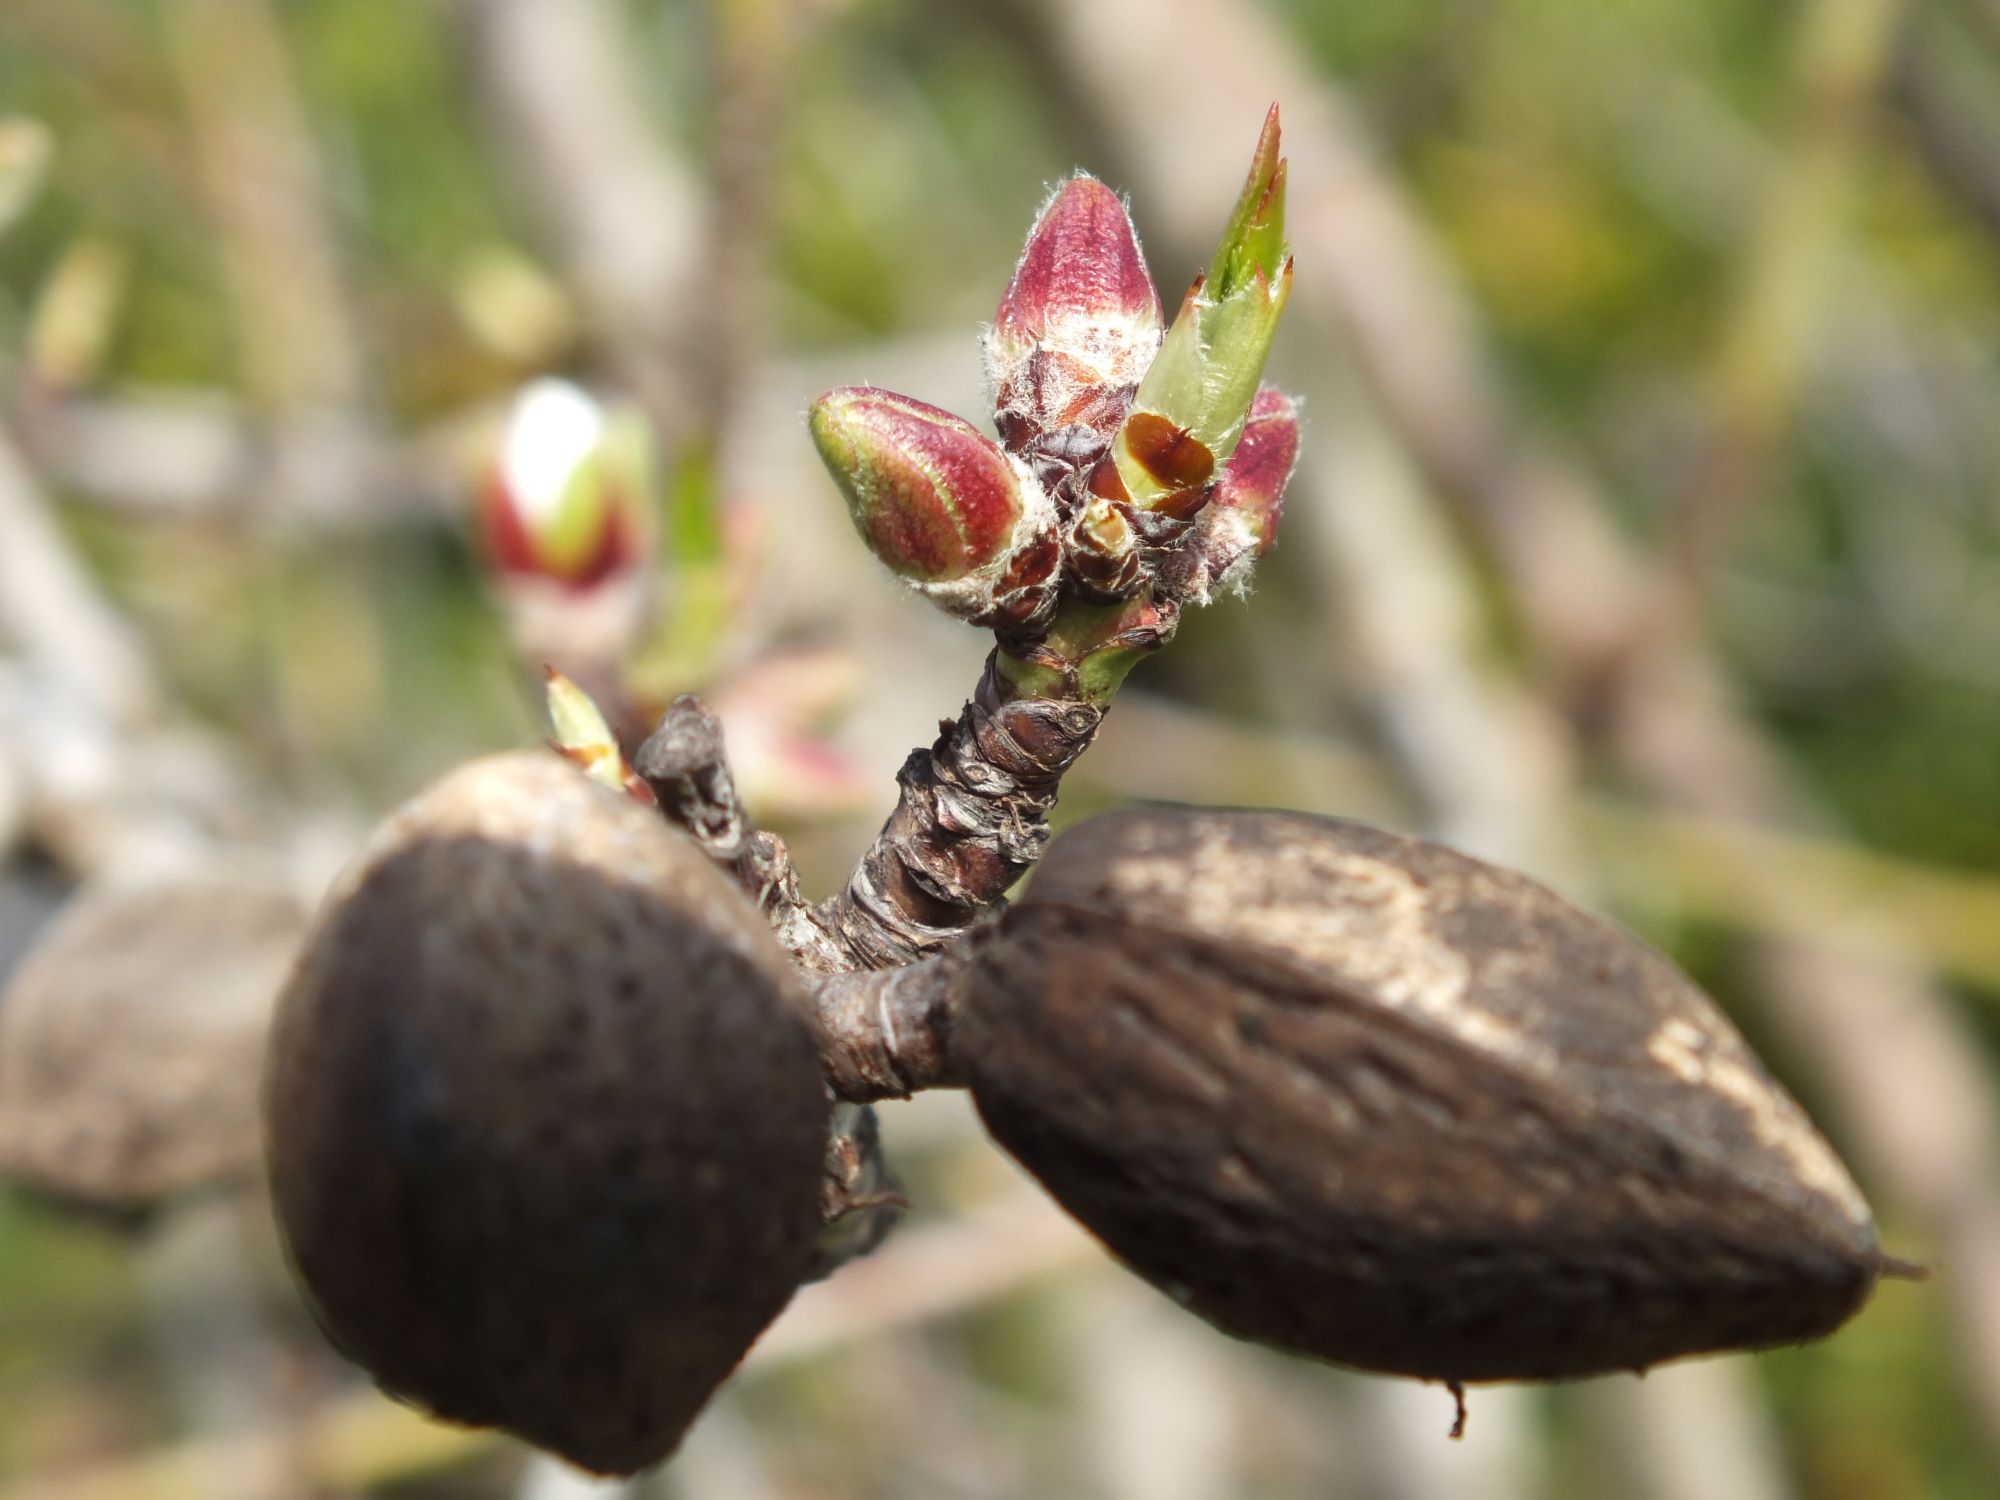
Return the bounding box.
[12,393,464,530]
[1888,19,2000,247]
[457,0,708,447]
[0,429,156,728]
[703,0,813,443]
[0,417,334,877]
[1664,0,1909,617]
[162,0,362,415]
[1968,0,2000,60]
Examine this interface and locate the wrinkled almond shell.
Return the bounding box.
[0,864,306,1214]
[265,754,828,1474]
[960,806,1881,1383]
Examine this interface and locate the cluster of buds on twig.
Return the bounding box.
[810,105,1297,665]
[247,106,1910,1482]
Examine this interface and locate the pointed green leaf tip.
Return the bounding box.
[1209,104,1287,299]
[1109,105,1293,513]
[544,667,630,793]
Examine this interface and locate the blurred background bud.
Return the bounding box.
[478,378,662,712]
[24,236,129,397]
[480,377,656,591]
[707,646,872,824]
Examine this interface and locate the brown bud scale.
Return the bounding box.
[960,807,1882,1384]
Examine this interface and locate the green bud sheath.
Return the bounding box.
[1109,106,1293,516]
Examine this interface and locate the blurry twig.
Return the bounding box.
[0,2,207,207]
[1068,1280,1241,1500]
[1888,20,2000,247]
[1581,1363,1799,1500]
[1664,0,1908,619]
[0,428,156,727]
[13,392,465,531]
[1581,798,2000,991]
[162,0,362,415]
[703,0,815,445]
[457,0,708,448]
[0,407,347,878]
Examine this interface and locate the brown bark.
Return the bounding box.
[813,655,1105,970]
[811,954,968,1102]
[637,660,1104,1101]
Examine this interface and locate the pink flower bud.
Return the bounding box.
[809,387,1058,629]
[986,177,1164,460]
[993,177,1161,354]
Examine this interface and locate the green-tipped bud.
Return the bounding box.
[809,386,1058,630]
[544,667,647,800]
[1208,105,1288,302]
[1106,106,1292,518]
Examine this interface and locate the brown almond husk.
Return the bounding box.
[0,860,307,1215]
[959,806,1883,1385]
[264,753,828,1475]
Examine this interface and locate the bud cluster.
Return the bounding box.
[810,107,1300,642]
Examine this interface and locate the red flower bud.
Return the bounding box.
[992,177,1161,355]
[810,386,1057,628]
